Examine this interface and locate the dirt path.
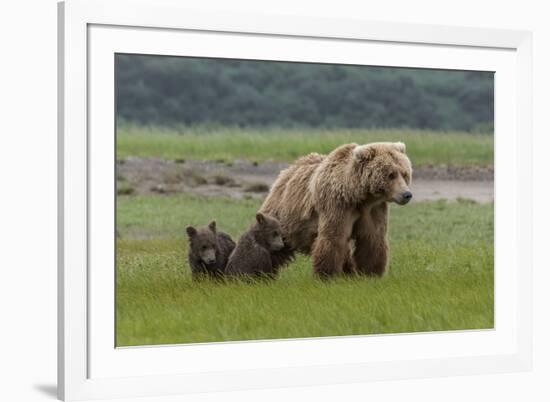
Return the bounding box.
[410,180,493,203]
[117,158,494,203]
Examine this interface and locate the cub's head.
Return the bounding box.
[352,142,413,205]
[186,221,219,265]
[254,212,285,251]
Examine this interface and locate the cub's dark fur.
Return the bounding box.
[225,213,290,279]
[186,221,235,280]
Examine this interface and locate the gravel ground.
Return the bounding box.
[116,158,494,203]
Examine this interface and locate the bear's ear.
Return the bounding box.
[186,226,197,238]
[208,220,217,233]
[256,212,266,225]
[393,142,406,153]
[353,144,376,162]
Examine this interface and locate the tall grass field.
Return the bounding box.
[116,194,493,347]
[117,125,493,166]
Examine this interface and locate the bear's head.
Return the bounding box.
[352,142,413,205]
[253,212,285,251]
[186,221,219,265]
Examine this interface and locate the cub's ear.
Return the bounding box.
[186,226,197,238]
[256,212,266,225]
[208,220,217,233]
[393,142,406,153]
[353,144,376,162]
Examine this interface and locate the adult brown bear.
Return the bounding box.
[260,142,413,278]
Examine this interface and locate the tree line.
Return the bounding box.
[115,54,493,132]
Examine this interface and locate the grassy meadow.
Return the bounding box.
[117,125,493,166]
[115,125,494,347]
[116,194,493,347]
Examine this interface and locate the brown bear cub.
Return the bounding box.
[186,221,235,280]
[225,213,287,279]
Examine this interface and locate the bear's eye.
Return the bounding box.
[388,172,396,180]
[272,231,278,237]
[201,245,208,251]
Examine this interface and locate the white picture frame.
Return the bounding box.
[58,0,533,400]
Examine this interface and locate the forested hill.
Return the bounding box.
[115,54,494,132]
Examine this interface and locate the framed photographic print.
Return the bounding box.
[58,0,533,400]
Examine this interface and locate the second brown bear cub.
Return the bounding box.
[225,213,285,279]
[186,221,236,280]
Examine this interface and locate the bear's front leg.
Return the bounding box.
[311,210,356,278]
[352,203,389,277]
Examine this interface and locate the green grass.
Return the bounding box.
[117,125,493,167]
[116,194,493,347]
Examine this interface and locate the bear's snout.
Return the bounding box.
[397,191,413,205]
[393,191,412,205]
[200,248,217,265]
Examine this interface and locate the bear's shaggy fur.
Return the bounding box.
[186,221,236,280]
[225,213,287,279]
[260,142,413,278]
